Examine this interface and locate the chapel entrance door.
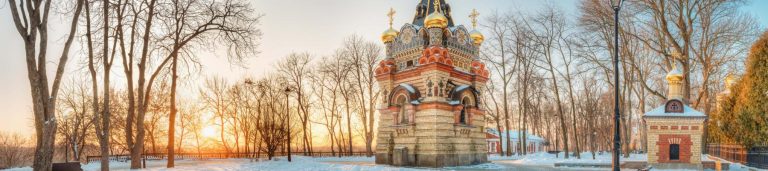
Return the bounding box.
[669,144,680,160]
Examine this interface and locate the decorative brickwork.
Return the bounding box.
[375,0,488,167]
[656,134,693,163]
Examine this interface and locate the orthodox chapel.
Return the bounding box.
[374,0,489,167]
[643,62,707,169]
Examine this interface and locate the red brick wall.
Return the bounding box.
[657,134,693,163]
[497,142,502,153]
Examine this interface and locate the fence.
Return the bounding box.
[86,152,371,164]
[707,144,768,169]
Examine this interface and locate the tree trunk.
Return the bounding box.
[167,50,179,168]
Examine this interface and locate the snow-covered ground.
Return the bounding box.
[2,156,504,171]
[493,152,645,166]
[3,153,764,171]
[492,152,766,171]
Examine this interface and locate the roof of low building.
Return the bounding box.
[486,128,545,141]
[644,104,706,118]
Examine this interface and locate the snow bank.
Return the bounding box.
[310,156,376,162]
[487,154,523,161]
[495,152,646,166]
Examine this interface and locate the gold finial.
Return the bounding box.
[670,51,682,59]
[469,9,480,29]
[434,0,441,13]
[387,7,396,28]
[381,7,399,43]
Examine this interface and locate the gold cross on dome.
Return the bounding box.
[387,7,396,28]
[434,0,441,12]
[469,9,480,29]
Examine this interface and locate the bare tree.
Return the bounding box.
[200,76,233,154]
[56,79,96,162]
[342,36,382,156]
[524,5,573,158]
[6,0,85,169]
[160,0,262,166]
[245,76,290,160]
[277,53,314,155]
[480,11,520,156]
[81,0,115,168]
[180,101,205,154]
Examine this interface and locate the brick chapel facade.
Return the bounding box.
[373,0,489,167]
[643,63,707,168]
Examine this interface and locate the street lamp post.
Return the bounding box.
[285,87,293,162]
[610,0,624,170]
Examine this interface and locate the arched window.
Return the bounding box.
[670,103,680,111]
[396,95,408,124]
[460,97,471,124]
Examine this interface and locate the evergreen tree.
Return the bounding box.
[733,31,768,147]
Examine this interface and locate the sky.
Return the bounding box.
[1,0,767,136]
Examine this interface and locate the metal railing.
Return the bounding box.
[708,144,768,169]
[85,152,371,164]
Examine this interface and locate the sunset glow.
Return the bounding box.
[202,126,217,139]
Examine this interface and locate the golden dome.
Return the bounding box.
[381,28,399,43]
[725,73,737,88]
[424,11,448,29]
[469,30,484,45]
[666,64,683,81]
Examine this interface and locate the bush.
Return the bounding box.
[0,132,33,169]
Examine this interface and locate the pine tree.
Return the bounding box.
[732,31,768,147]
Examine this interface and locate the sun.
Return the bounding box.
[201,126,217,138]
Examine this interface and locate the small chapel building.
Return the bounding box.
[374,0,489,167]
[643,63,707,169]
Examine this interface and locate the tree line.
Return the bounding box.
[4,0,763,170]
[6,0,261,170]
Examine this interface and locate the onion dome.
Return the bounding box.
[666,63,683,81]
[725,73,737,88]
[469,30,484,45]
[382,8,400,43]
[381,28,399,43]
[468,9,483,45]
[424,11,448,28]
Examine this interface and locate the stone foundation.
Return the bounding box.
[375,152,487,167]
[374,100,488,167]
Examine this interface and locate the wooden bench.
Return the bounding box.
[52,162,82,171]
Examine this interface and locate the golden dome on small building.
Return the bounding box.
[666,64,684,81]
[424,11,449,28]
[725,73,737,88]
[381,28,399,43]
[469,30,484,45]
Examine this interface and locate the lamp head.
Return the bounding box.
[610,0,624,9]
